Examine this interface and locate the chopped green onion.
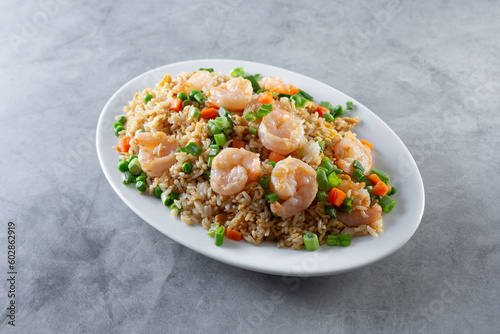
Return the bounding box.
[379,195,396,213]
[338,196,354,213]
[170,203,181,211]
[179,142,203,156]
[298,89,314,101]
[207,156,213,168]
[214,133,227,146]
[203,170,211,181]
[182,99,193,108]
[215,225,225,246]
[244,112,257,122]
[324,204,337,218]
[352,169,371,185]
[291,94,307,108]
[261,103,273,111]
[322,157,334,174]
[199,68,214,72]
[122,171,135,185]
[328,173,342,189]
[318,101,334,112]
[316,168,329,191]
[218,107,230,117]
[249,127,258,136]
[303,233,319,251]
[333,105,344,116]
[136,129,145,134]
[317,191,328,202]
[189,107,201,119]
[161,192,179,206]
[113,122,122,129]
[259,176,271,189]
[353,160,365,172]
[114,125,124,137]
[194,92,206,104]
[265,192,280,203]
[128,154,138,163]
[271,212,281,218]
[231,67,245,77]
[208,120,224,135]
[117,115,127,124]
[339,234,351,247]
[346,101,354,110]
[177,92,188,101]
[331,168,343,175]
[128,158,141,176]
[136,181,147,192]
[318,140,325,152]
[277,93,290,99]
[154,186,163,198]
[208,223,219,237]
[136,173,147,182]
[267,160,276,167]
[189,90,199,101]
[370,168,390,184]
[388,186,397,195]
[323,113,334,122]
[327,235,339,246]
[209,144,219,157]
[144,94,153,104]
[182,162,193,174]
[256,107,271,118]
[243,75,260,92]
[118,160,129,172]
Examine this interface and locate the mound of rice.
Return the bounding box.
[115,71,383,249]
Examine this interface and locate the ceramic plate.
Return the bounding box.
[96,59,425,276]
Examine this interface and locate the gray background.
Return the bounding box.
[1,0,499,333]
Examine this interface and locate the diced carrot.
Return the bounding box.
[315,105,330,117]
[232,140,245,149]
[226,228,243,241]
[367,174,381,185]
[169,98,183,112]
[373,181,391,197]
[360,139,373,150]
[258,91,273,104]
[328,188,347,207]
[119,136,130,153]
[289,86,299,95]
[268,151,286,162]
[201,108,219,119]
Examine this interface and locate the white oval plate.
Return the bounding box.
[96,59,425,277]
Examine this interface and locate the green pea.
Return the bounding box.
[136,181,147,192]
[114,125,124,137]
[144,94,153,104]
[177,92,188,101]
[182,162,193,174]
[117,115,127,124]
[118,160,129,172]
[136,174,147,182]
[154,186,163,198]
[189,90,199,101]
[334,105,344,116]
[113,122,122,129]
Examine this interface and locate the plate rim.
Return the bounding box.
[96,58,425,277]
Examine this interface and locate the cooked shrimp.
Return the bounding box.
[210,148,260,196]
[258,109,305,155]
[205,76,253,111]
[172,70,215,95]
[259,76,297,95]
[270,157,318,219]
[336,180,382,227]
[333,132,372,175]
[132,132,178,177]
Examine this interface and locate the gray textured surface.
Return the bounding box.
[1,0,499,333]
